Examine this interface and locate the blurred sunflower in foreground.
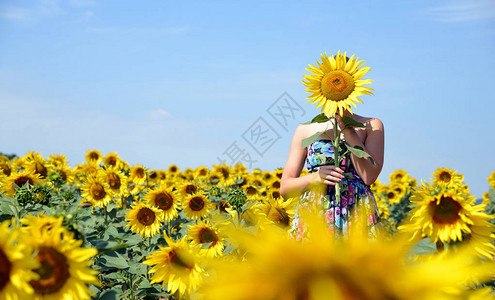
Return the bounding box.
[0,221,39,300]
[199,208,495,300]
[302,50,373,117]
[20,216,99,300]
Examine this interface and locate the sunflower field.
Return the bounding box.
[1,151,495,300]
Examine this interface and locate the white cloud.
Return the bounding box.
[427,0,495,22]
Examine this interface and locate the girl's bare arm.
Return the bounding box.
[280,125,346,199]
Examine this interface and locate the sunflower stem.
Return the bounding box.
[333,117,341,204]
[103,205,109,226]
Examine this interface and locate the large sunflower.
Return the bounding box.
[145,185,180,222]
[0,221,39,300]
[126,202,164,238]
[302,51,373,117]
[129,164,147,185]
[183,192,212,220]
[2,168,42,197]
[102,152,122,169]
[431,167,464,188]
[177,181,200,197]
[185,220,225,257]
[143,235,205,298]
[24,221,99,300]
[84,149,102,165]
[101,167,128,198]
[80,174,112,208]
[398,183,476,244]
[25,151,49,180]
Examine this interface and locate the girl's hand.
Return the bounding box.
[335,110,352,129]
[312,165,345,186]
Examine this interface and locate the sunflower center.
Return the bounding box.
[198,169,207,176]
[430,196,462,224]
[198,228,219,246]
[185,184,197,195]
[155,193,174,211]
[149,171,158,180]
[137,207,156,226]
[0,163,11,176]
[272,181,281,189]
[387,192,395,200]
[170,166,178,173]
[35,162,48,179]
[30,246,69,295]
[219,168,229,179]
[168,250,193,271]
[189,197,205,211]
[105,156,117,166]
[271,191,281,199]
[90,183,106,200]
[89,152,100,161]
[14,175,35,188]
[58,170,67,181]
[321,70,355,101]
[0,248,12,291]
[135,168,145,178]
[268,207,290,226]
[246,186,257,196]
[108,173,121,189]
[440,172,451,183]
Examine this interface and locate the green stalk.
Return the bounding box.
[333,117,341,204]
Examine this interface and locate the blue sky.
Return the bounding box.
[0,0,494,198]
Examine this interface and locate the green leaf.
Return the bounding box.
[127,261,147,275]
[104,272,126,281]
[98,286,123,300]
[300,113,330,125]
[409,238,437,256]
[301,131,327,149]
[99,251,129,269]
[345,144,376,166]
[342,116,371,129]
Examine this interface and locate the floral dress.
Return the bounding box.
[290,139,382,240]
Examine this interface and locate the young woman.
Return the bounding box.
[280,111,385,239]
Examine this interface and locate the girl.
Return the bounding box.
[280,111,385,239]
